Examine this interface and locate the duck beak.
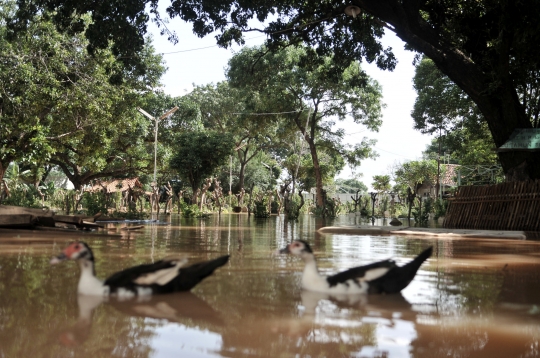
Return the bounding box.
[278,245,290,254]
[50,252,68,265]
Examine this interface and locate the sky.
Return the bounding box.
[148,20,433,191]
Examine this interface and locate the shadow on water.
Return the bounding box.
[0,213,539,357]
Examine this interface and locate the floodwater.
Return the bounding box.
[0,214,539,358]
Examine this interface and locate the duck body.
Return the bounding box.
[279,240,432,295]
[51,242,229,298]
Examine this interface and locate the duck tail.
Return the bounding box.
[400,246,432,279]
[368,246,432,294]
[169,255,230,292]
[196,255,230,277]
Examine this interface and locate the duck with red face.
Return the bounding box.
[51,241,229,298]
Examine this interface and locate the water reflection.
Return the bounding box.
[0,214,539,357]
[59,293,224,348]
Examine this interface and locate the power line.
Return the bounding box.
[373,146,416,159]
[160,35,266,55]
[230,109,304,116]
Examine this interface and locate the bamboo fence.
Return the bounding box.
[443,180,540,231]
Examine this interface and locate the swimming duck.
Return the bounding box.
[50,241,229,297]
[278,240,432,294]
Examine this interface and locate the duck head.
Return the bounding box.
[50,242,95,264]
[279,240,314,258]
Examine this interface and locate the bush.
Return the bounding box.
[81,192,108,216]
[2,186,42,208]
[433,198,448,220]
[412,197,432,227]
[254,197,270,218]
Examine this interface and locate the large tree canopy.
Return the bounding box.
[413,57,499,167]
[0,4,166,189]
[227,45,383,207]
[186,82,287,198]
[169,131,235,198]
[8,0,540,179]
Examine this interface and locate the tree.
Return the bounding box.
[393,159,438,221]
[137,91,203,187]
[335,178,367,194]
[186,82,285,200]
[413,57,500,166]
[12,0,540,179]
[227,45,383,207]
[169,131,235,201]
[394,160,438,194]
[372,175,391,194]
[0,6,167,190]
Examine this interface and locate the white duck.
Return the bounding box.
[278,240,432,294]
[50,241,229,297]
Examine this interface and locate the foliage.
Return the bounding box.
[335,178,367,194]
[187,82,286,195]
[0,6,166,188]
[180,201,205,218]
[433,199,448,221]
[1,186,42,208]
[3,163,32,192]
[169,131,235,196]
[253,197,270,218]
[286,194,304,221]
[15,0,540,177]
[135,91,203,188]
[228,45,383,206]
[412,197,432,227]
[414,58,500,167]
[81,192,108,216]
[372,175,391,194]
[393,160,438,195]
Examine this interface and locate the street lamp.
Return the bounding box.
[369,192,378,226]
[137,106,179,185]
[344,5,361,18]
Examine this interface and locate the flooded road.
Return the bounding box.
[0,214,539,357]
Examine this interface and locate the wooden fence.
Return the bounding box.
[443,180,540,231]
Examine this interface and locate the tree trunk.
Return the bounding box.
[306,137,324,207]
[238,162,246,205]
[0,163,7,203]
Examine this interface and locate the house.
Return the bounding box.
[416,164,459,198]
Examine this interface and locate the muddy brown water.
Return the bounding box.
[0,214,539,358]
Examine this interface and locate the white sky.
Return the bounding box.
[148,20,433,191]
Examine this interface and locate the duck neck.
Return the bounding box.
[301,253,325,289]
[76,258,105,295]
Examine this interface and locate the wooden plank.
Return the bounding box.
[0,205,53,217]
[0,214,37,228]
[54,222,79,230]
[120,225,144,231]
[35,216,56,227]
[79,221,105,230]
[35,225,79,232]
[53,215,83,225]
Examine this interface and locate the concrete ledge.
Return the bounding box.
[317,225,529,240]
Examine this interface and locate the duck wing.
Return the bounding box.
[366,246,433,294]
[326,259,397,287]
[154,255,230,293]
[104,256,188,288]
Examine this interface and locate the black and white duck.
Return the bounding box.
[278,240,432,294]
[50,241,229,297]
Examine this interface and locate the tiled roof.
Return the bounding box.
[440,164,458,186]
[89,178,143,193]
